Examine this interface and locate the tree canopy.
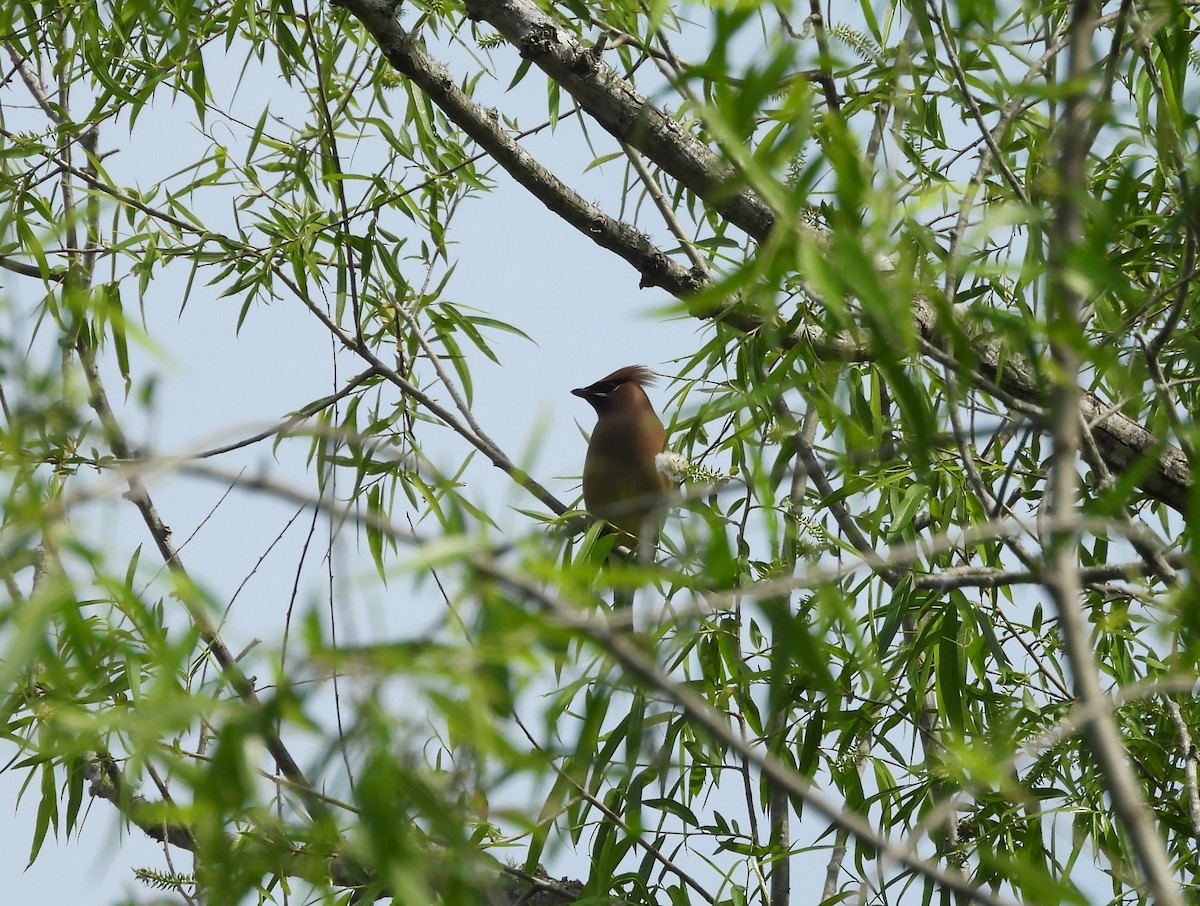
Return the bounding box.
[1,1,1199,904]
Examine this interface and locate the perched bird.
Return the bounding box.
[572,365,670,543]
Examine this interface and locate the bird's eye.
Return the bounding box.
[594,380,621,394]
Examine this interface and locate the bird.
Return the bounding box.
[572,365,670,544]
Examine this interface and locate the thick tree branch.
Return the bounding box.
[84,753,198,852]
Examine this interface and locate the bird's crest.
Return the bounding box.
[602,365,656,387]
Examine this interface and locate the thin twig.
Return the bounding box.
[807,0,841,112]
[621,142,710,277]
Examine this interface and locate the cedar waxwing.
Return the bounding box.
[572,365,670,543]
